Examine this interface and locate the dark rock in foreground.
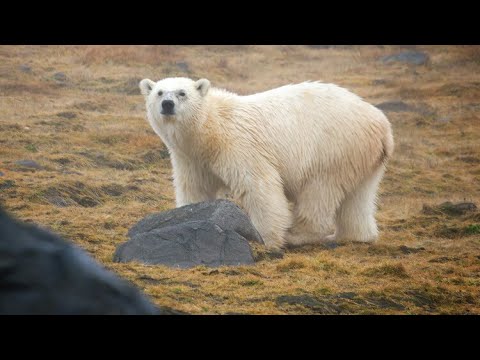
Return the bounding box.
[114,200,263,268]
[381,51,429,66]
[0,207,174,315]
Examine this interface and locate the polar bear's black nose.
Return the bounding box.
[162,100,175,113]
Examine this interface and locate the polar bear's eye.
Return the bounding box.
[157,91,163,96]
[178,91,186,97]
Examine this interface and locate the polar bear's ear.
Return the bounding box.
[139,79,155,97]
[195,78,211,97]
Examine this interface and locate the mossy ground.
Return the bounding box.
[1,45,479,314]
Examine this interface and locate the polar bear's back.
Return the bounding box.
[233,82,393,194]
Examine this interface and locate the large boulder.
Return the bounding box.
[0,207,174,315]
[114,200,264,268]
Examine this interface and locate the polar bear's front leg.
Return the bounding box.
[214,160,292,249]
[171,154,220,207]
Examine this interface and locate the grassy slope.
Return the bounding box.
[0,45,479,314]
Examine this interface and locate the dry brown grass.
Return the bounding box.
[1,45,479,314]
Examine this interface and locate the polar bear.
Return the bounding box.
[139,77,394,249]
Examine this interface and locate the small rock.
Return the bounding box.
[19,64,32,73]
[53,72,67,82]
[176,61,190,73]
[15,160,42,170]
[57,112,77,119]
[381,51,430,66]
[376,101,414,112]
[0,171,4,177]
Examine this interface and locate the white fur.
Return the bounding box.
[140,77,394,249]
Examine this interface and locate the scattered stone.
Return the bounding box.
[15,160,42,170]
[381,51,430,66]
[0,171,4,177]
[19,64,32,73]
[114,200,263,268]
[176,61,190,72]
[376,101,415,112]
[53,72,67,82]
[57,112,77,119]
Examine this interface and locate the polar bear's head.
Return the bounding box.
[139,77,210,121]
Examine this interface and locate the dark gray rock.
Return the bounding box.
[19,64,32,73]
[0,207,179,314]
[53,72,67,82]
[114,200,263,268]
[15,160,42,169]
[116,221,255,267]
[381,51,430,66]
[0,171,4,176]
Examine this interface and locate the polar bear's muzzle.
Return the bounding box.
[161,100,175,115]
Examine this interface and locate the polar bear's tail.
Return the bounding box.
[380,123,395,166]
